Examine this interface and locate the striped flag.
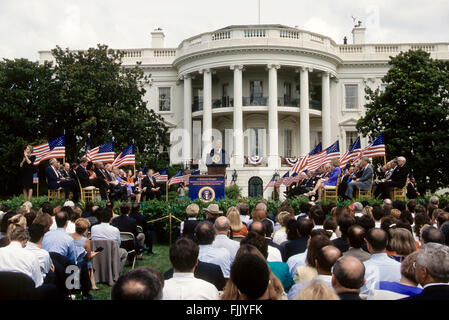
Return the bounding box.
[153,168,168,183]
[112,144,135,168]
[275,171,289,187]
[285,172,298,187]
[32,135,66,165]
[33,172,39,184]
[360,132,386,158]
[308,141,340,171]
[339,136,361,168]
[292,143,322,173]
[87,141,115,163]
[263,174,276,193]
[306,143,327,171]
[168,170,184,186]
[184,170,200,186]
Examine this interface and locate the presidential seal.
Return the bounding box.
[211,154,221,164]
[198,186,215,202]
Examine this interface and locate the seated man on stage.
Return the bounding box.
[142,169,162,201]
[285,172,308,198]
[344,157,374,200]
[305,158,342,202]
[374,156,409,199]
[338,165,356,198]
[76,157,109,200]
[106,165,128,201]
[45,158,79,201]
[60,162,71,178]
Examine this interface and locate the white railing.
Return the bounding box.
[339,46,363,54]
[375,45,399,53]
[280,30,300,39]
[310,34,324,43]
[411,44,435,51]
[212,31,231,40]
[121,50,142,58]
[153,49,177,57]
[244,29,266,38]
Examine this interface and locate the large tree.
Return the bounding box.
[357,49,449,193]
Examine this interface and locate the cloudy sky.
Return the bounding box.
[1,0,448,61]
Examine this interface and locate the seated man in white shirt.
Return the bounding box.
[25,223,53,280]
[212,216,240,260]
[163,238,219,300]
[0,226,43,287]
[91,208,128,271]
[361,228,401,294]
[195,221,232,278]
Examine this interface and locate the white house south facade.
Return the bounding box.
[38,24,449,198]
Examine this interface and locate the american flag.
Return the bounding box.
[184,170,200,186]
[340,136,361,168]
[292,143,323,173]
[168,170,184,186]
[33,172,39,184]
[360,132,385,158]
[285,172,298,187]
[32,135,65,165]
[275,171,289,187]
[263,174,276,193]
[306,143,327,171]
[112,144,135,168]
[153,168,168,183]
[87,141,115,163]
[322,140,341,164]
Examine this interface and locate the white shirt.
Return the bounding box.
[212,234,240,259]
[312,225,324,230]
[163,273,219,300]
[288,274,333,300]
[240,215,250,224]
[91,222,121,245]
[375,221,381,228]
[272,228,287,245]
[25,242,52,278]
[267,245,283,262]
[50,217,76,233]
[198,244,232,277]
[355,212,364,217]
[361,253,402,295]
[0,241,43,287]
[287,249,308,278]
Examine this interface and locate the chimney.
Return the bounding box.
[151,28,165,48]
[352,21,366,44]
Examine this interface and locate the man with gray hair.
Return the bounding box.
[212,216,240,259]
[375,156,409,199]
[429,196,439,209]
[402,243,449,300]
[345,157,373,200]
[45,158,77,200]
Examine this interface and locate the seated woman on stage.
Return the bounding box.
[305,159,342,202]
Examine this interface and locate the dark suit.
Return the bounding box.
[332,236,349,253]
[60,169,70,178]
[111,215,139,237]
[281,237,308,262]
[45,165,75,199]
[75,165,108,200]
[164,261,227,291]
[376,165,409,199]
[338,292,362,300]
[407,182,419,199]
[345,165,374,199]
[142,175,161,200]
[402,284,449,300]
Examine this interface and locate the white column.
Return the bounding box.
[300,67,311,156]
[321,71,331,147]
[268,64,280,168]
[201,69,212,164]
[183,75,192,163]
[231,65,244,166]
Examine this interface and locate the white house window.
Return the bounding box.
[345,84,358,109]
[346,131,358,151]
[284,129,292,157]
[158,87,171,111]
[249,128,264,156]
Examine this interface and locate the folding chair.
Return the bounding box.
[356,176,374,200]
[323,174,342,202]
[48,188,63,201]
[391,176,408,201]
[120,232,137,270]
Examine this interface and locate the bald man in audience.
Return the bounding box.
[332,256,366,300]
[249,220,283,262]
[212,216,240,259]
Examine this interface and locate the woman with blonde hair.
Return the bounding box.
[20,145,36,201]
[221,244,286,300]
[306,158,342,202]
[226,206,247,237]
[272,211,293,245]
[296,279,340,300]
[387,228,417,262]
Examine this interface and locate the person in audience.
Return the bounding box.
[130,204,153,254]
[436,211,449,229]
[0,226,43,287]
[338,165,356,199]
[249,220,283,262]
[441,221,449,246]
[288,245,341,300]
[41,211,78,264]
[32,210,53,234]
[203,203,222,224]
[241,231,294,293]
[272,211,293,245]
[402,243,449,300]
[76,157,108,200]
[420,225,445,245]
[282,218,313,262]
[387,228,417,262]
[226,206,247,237]
[343,225,371,262]
[25,224,53,280]
[332,214,355,253]
[70,218,101,291]
[50,206,76,233]
[111,203,145,259]
[323,217,338,240]
[195,221,232,278]
[237,203,250,225]
[361,228,402,294]
[368,251,422,299]
[163,238,219,300]
[331,256,365,300]
[180,203,200,239]
[111,267,163,300]
[212,216,240,259]
[82,201,94,218]
[296,279,340,300]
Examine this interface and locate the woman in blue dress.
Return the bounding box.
[305,158,342,202]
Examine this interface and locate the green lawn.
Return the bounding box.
[90,244,170,300]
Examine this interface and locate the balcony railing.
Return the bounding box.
[212,97,233,108]
[310,100,322,111]
[192,99,203,112]
[278,97,299,107]
[243,97,268,106]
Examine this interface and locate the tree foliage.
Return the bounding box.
[0,45,170,196]
[356,49,449,193]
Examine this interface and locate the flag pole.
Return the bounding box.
[63,129,66,164]
[384,155,387,166]
[166,181,169,201]
[36,181,39,197]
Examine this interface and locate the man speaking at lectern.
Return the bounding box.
[206,140,229,166]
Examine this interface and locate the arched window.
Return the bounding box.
[248,176,263,198]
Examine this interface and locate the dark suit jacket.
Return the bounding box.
[45,166,61,190]
[142,176,157,190]
[76,165,90,187]
[282,237,308,262]
[338,292,362,300]
[164,261,227,291]
[129,212,148,233]
[402,285,449,300]
[390,165,409,188]
[94,167,108,182]
[111,215,138,237]
[332,236,349,253]
[60,169,70,178]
